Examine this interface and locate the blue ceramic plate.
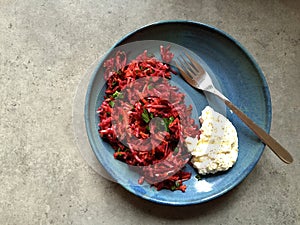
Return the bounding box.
[85,21,271,205]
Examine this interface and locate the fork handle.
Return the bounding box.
[224,100,293,164]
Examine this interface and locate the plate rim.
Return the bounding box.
[84,20,272,205]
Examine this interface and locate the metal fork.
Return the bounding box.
[176,52,293,164]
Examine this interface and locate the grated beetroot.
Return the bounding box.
[97,47,199,192]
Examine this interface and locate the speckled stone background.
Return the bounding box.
[0,1,299,225]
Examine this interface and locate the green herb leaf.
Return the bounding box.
[173,147,179,155]
[112,91,120,98]
[171,185,176,191]
[117,148,122,157]
[195,174,201,181]
[142,109,150,123]
[162,118,169,131]
[148,84,154,90]
[112,91,124,99]
[109,101,115,108]
[175,180,181,188]
[117,92,123,99]
[169,116,175,123]
[146,125,150,132]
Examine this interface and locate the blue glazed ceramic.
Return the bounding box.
[84,21,272,205]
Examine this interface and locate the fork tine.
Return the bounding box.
[177,56,193,75]
[177,55,194,78]
[183,51,205,75]
[179,55,199,76]
[175,61,198,87]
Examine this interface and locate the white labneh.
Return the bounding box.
[185,106,238,175]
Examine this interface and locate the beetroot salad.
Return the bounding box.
[97,46,200,192]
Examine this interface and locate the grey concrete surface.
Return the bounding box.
[0,0,299,224]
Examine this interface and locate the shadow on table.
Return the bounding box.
[114,182,241,220]
[112,169,254,220]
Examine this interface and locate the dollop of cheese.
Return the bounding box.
[185,106,238,175]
